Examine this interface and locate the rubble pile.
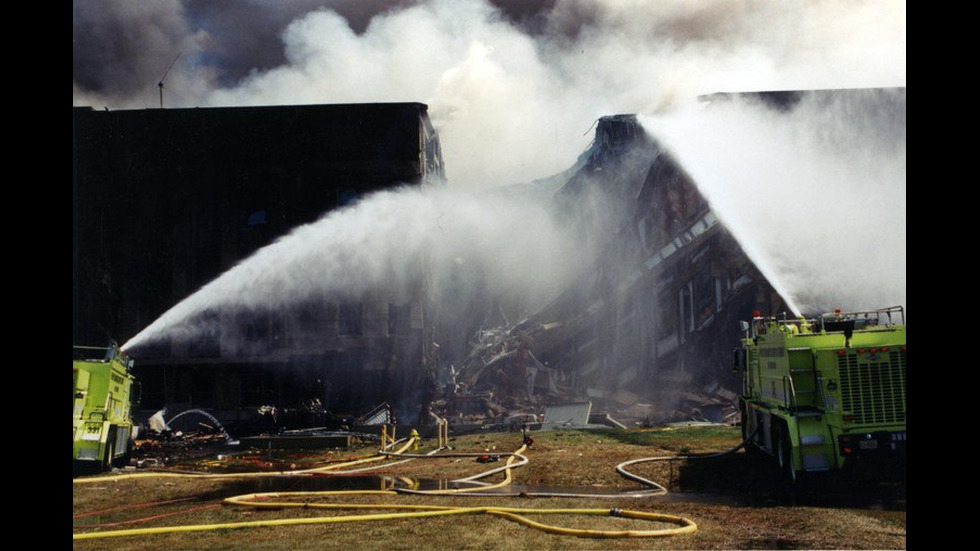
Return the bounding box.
[431,319,738,429]
[132,428,229,468]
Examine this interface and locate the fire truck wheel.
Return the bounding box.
[114,437,133,468]
[103,428,116,472]
[775,423,796,483]
[740,402,761,457]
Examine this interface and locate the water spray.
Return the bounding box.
[123,186,583,353]
[643,90,906,313]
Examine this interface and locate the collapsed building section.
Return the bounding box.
[449,88,905,426]
[73,90,902,432]
[73,103,444,427]
[447,113,790,425]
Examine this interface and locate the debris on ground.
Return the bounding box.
[431,319,740,431]
[132,428,229,467]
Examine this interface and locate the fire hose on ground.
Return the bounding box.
[72,437,420,484]
[71,428,762,541]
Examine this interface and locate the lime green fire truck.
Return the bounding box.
[73,345,137,473]
[736,306,906,481]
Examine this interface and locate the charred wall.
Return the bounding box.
[73,103,443,423]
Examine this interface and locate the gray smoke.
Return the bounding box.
[77,0,906,349]
[72,0,198,104]
[184,1,414,85]
[73,0,906,188]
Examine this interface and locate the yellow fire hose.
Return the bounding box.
[74,493,696,540]
[73,438,418,484]
[377,444,528,494]
[73,437,699,540]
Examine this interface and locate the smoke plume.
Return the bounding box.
[73,0,905,189]
[76,0,906,347]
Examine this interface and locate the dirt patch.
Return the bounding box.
[74,427,906,549]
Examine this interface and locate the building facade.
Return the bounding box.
[73,103,444,424]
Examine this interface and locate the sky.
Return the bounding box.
[73,0,906,189]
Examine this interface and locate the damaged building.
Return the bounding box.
[73,89,903,432]
[448,113,784,425]
[73,103,444,427]
[448,89,905,426]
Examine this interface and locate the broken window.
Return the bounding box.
[637,215,658,254]
[681,284,694,336]
[388,302,412,335]
[694,270,715,328]
[715,277,724,312]
[656,291,680,356]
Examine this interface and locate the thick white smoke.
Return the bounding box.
[76,0,907,347]
[74,0,906,189]
[646,90,906,313]
[123,186,582,350]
